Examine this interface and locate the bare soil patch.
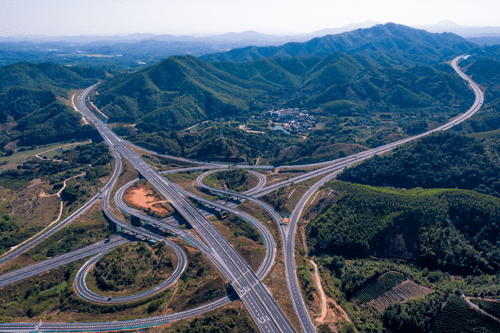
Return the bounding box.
[124,183,174,218]
[0,120,17,133]
[308,260,352,331]
[11,181,60,228]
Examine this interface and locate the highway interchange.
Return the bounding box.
[0,55,485,333]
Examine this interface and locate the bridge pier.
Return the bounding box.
[130,215,141,226]
[218,210,228,219]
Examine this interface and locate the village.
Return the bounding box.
[247,107,316,133]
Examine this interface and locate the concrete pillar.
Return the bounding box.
[130,215,141,226]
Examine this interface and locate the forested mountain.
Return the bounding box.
[307,182,500,274]
[0,62,105,92]
[13,101,98,145]
[0,87,55,123]
[200,23,475,65]
[338,132,500,197]
[94,51,474,132]
[93,55,270,131]
[0,63,104,148]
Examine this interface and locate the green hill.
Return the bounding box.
[466,59,500,84]
[211,52,472,111]
[0,62,105,92]
[0,62,104,148]
[0,87,56,123]
[200,23,475,65]
[94,55,272,131]
[338,132,500,197]
[306,182,500,274]
[15,101,97,145]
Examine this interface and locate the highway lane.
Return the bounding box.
[110,156,293,333]
[283,170,342,333]
[0,293,240,333]
[196,170,288,233]
[0,235,130,288]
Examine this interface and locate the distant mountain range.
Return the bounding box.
[200,23,475,65]
[2,20,500,45]
[1,21,499,69]
[415,20,500,38]
[0,21,381,45]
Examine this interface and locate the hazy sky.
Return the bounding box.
[1,0,499,37]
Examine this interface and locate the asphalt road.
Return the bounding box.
[0,235,130,288]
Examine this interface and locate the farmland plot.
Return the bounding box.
[367,280,434,311]
[435,295,500,333]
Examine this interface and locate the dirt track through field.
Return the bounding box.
[3,172,87,256]
[310,259,352,327]
[310,260,328,323]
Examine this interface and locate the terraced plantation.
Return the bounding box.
[353,272,406,303]
[435,295,500,333]
[367,280,434,311]
[471,298,500,320]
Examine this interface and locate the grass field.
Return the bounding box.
[0,178,32,189]
[0,141,90,165]
[39,143,83,159]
